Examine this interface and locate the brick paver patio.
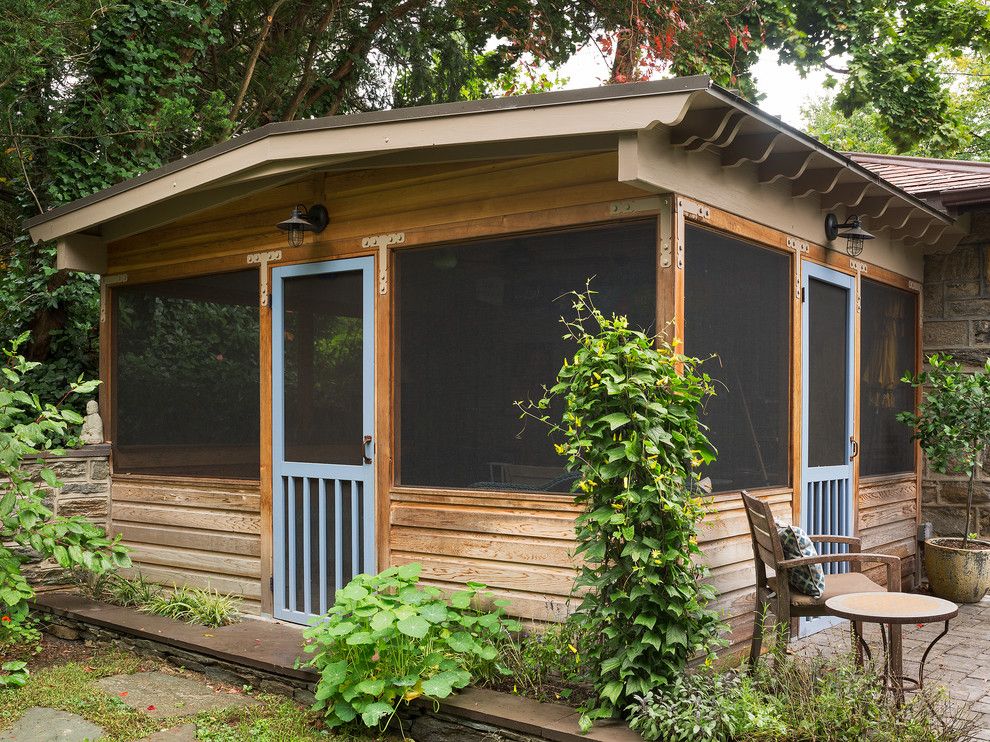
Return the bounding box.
[791,596,990,738]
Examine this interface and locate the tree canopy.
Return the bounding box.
[2,0,989,400]
[804,55,990,161]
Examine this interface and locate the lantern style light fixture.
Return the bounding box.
[824,212,875,257]
[276,203,329,247]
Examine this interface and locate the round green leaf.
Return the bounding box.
[397,615,430,639]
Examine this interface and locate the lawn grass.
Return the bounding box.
[0,644,372,741]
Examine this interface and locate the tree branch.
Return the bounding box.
[230,0,290,121]
[298,0,426,118]
[282,2,342,121]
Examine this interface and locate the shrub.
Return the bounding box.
[627,652,978,742]
[898,353,990,544]
[524,288,724,728]
[628,671,754,742]
[0,333,130,649]
[301,562,520,731]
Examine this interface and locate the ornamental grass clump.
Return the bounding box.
[524,288,725,729]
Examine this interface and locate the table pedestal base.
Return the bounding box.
[851,620,951,705]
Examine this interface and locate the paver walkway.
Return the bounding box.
[792,595,990,738]
[95,671,257,719]
[0,707,105,742]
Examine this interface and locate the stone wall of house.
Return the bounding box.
[921,207,990,537]
[17,445,111,586]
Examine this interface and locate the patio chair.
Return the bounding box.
[741,490,902,666]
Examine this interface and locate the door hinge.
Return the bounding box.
[801,286,806,303]
[269,576,274,593]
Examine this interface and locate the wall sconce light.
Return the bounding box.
[276,203,329,247]
[824,213,875,257]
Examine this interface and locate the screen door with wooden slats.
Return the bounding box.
[272,257,376,624]
[800,262,856,636]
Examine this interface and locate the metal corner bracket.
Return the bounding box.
[247,250,283,307]
[361,232,405,294]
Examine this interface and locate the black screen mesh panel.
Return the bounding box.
[807,277,849,468]
[113,270,260,479]
[396,222,656,492]
[684,225,791,492]
[860,280,917,476]
[282,270,364,465]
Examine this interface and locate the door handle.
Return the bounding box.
[362,435,373,464]
[849,436,859,461]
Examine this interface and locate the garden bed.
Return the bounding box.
[30,589,641,741]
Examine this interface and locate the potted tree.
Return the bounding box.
[899,353,990,603]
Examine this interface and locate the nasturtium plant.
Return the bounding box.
[0,661,29,688]
[899,353,990,547]
[525,288,725,729]
[301,563,519,731]
[0,332,131,649]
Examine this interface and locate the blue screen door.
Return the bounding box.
[271,257,376,624]
[800,262,856,635]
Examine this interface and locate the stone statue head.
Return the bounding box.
[86,400,99,415]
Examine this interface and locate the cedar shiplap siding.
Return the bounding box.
[110,477,262,612]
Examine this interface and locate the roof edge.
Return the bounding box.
[848,151,990,176]
[24,76,713,232]
[705,87,952,224]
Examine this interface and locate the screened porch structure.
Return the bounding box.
[26,77,967,651]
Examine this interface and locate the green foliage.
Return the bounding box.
[301,562,519,731]
[84,570,162,609]
[524,288,724,728]
[0,333,130,649]
[627,671,753,741]
[803,55,990,160]
[0,661,29,689]
[81,571,240,627]
[898,353,990,544]
[139,583,241,628]
[628,653,977,742]
[194,692,369,742]
[475,621,593,705]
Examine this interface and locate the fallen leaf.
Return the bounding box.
[119,691,128,698]
[147,705,156,712]
[203,633,214,638]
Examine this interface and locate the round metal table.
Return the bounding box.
[825,592,958,704]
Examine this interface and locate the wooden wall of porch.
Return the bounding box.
[102,151,920,655]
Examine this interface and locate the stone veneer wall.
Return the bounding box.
[921,206,990,537]
[19,444,111,586]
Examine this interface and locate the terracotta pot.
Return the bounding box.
[924,537,990,604]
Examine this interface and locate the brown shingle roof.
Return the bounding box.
[849,153,990,199]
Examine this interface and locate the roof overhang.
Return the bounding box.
[26,75,963,258]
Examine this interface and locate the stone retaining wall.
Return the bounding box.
[19,445,111,586]
[922,207,990,537]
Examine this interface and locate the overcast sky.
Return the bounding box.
[556,46,831,129]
